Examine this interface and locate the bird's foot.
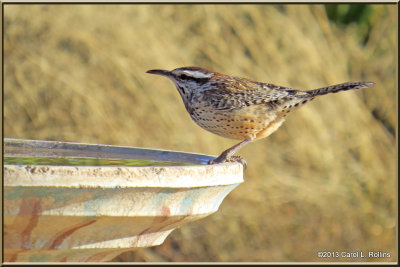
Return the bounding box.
[208,155,247,169]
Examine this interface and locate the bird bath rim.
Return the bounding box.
[4,138,244,188]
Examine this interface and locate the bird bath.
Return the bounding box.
[3,138,244,262]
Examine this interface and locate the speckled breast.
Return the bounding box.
[188,103,285,141]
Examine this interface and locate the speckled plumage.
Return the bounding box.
[147,67,375,165]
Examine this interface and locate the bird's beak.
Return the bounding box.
[146,69,171,77]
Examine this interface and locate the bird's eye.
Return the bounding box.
[176,71,212,85]
[177,73,197,82]
[178,73,189,79]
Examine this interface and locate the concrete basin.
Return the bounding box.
[3,138,243,262]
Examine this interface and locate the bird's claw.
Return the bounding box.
[208,155,247,169]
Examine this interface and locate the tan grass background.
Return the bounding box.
[4,4,397,262]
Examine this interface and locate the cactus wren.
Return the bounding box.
[147,67,375,166]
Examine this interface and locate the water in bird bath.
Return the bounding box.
[4,156,193,167]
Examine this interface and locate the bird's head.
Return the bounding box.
[146,67,216,99]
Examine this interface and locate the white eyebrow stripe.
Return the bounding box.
[181,70,214,79]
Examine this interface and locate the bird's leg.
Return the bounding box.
[208,139,251,167]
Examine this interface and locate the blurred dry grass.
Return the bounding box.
[4,4,397,262]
